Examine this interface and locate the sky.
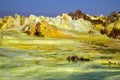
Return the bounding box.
[0,0,120,17]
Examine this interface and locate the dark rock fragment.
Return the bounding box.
[108,28,120,39]
[79,57,90,61]
[67,56,79,62]
[67,56,91,62]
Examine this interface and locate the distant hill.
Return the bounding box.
[0,11,56,18]
[0,11,20,18]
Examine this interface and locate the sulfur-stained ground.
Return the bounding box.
[0,32,120,80]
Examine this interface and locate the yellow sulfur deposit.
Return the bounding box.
[40,20,73,38]
[94,24,103,31]
[29,23,36,36]
[114,18,120,29]
[1,21,14,30]
[0,10,120,39]
[0,18,3,28]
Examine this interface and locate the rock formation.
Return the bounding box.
[0,10,120,39]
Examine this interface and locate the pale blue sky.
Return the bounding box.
[0,0,120,17]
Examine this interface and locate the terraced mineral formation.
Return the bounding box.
[0,10,120,39]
